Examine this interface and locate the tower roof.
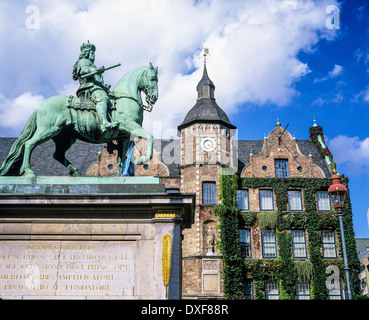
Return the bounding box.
[196,64,215,90]
[178,64,236,131]
[178,98,236,130]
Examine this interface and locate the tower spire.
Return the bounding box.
[177,49,236,131]
[196,48,214,100]
[203,48,209,66]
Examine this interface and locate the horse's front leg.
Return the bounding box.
[128,124,153,165]
[114,139,129,176]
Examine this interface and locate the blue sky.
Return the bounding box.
[0,0,368,237]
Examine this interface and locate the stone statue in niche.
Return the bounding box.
[206,226,216,256]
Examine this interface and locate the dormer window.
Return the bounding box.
[275,159,289,178]
[198,86,214,99]
[198,87,208,98]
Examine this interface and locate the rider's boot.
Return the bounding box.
[96,99,118,133]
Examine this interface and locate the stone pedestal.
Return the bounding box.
[0,177,194,300]
[206,246,215,256]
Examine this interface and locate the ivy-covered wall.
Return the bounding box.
[215,173,244,298]
[215,173,361,300]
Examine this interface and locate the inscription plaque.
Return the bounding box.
[202,259,219,293]
[203,274,218,292]
[0,240,135,297]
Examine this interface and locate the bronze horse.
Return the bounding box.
[0,63,158,177]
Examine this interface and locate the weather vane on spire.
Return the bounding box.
[203,48,209,65]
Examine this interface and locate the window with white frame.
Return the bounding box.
[265,281,279,300]
[244,279,254,300]
[288,190,303,211]
[237,190,249,210]
[291,229,307,258]
[321,230,337,258]
[316,191,331,211]
[275,159,289,178]
[296,281,311,300]
[259,190,274,211]
[239,229,251,258]
[202,182,216,205]
[262,229,277,258]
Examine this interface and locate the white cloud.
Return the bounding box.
[312,97,326,106]
[328,135,369,175]
[363,87,369,102]
[350,86,369,104]
[0,0,338,137]
[314,64,343,83]
[0,92,44,136]
[329,64,343,77]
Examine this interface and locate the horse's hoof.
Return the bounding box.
[23,168,36,178]
[73,171,82,177]
[67,165,81,177]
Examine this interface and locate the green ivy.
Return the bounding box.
[214,173,244,299]
[241,211,257,227]
[279,211,308,229]
[244,258,283,280]
[294,259,313,282]
[217,174,361,300]
[258,211,278,230]
[277,231,296,299]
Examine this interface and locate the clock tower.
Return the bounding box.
[178,50,236,298]
[178,52,236,168]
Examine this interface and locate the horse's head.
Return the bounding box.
[139,62,158,112]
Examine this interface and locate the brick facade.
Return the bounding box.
[241,124,325,178]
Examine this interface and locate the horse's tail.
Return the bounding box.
[0,111,38,176]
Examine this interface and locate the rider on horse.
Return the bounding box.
[72,41,118,133]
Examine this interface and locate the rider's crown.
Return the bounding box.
[80,40,96,53]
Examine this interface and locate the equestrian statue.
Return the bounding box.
[0,41,158,177]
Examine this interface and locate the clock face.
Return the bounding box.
[200,137,216,152]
